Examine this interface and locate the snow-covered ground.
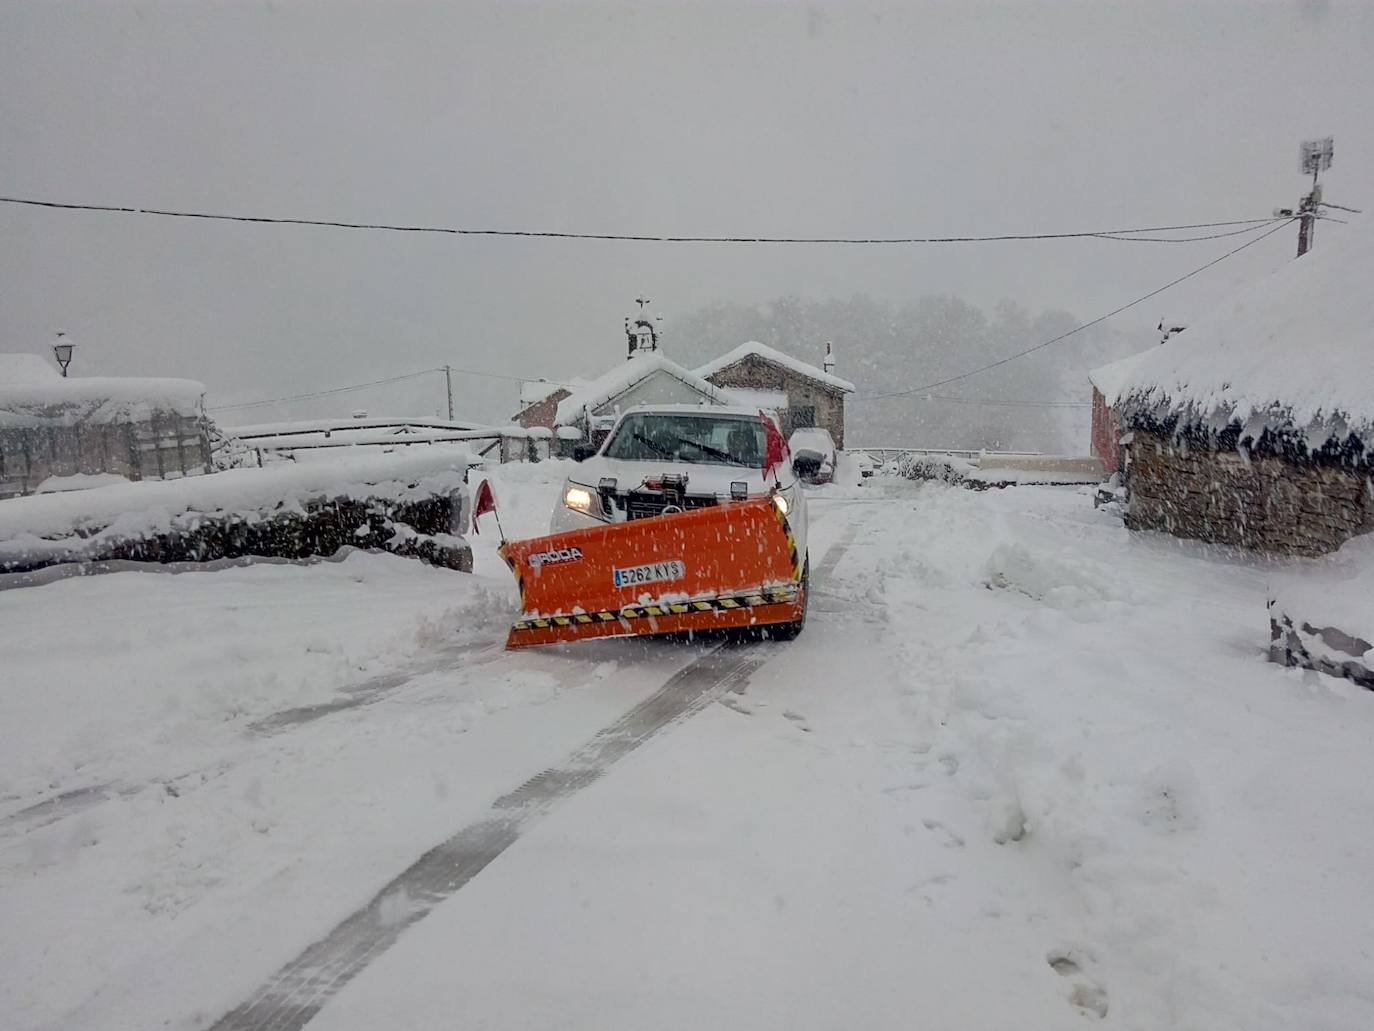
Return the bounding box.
[2,461,1372,1030]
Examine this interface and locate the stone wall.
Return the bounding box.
[1125,428,1374,556]
[704,355,847,447]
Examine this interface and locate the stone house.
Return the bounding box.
[696,342,855,447]
[0,355,211,499]
[1102,221,1373,557]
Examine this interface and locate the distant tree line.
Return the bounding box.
[666,293,1141,452]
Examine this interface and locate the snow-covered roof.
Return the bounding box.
[554,353,727,425]
[616,402,779,419]
[720,387,789,411]
[696,341,856,394]
[0,353,60,385]
[0,377,207,430]
[518,378,581,408]
[1088,350,1151,401]
[1110,215,1374,444]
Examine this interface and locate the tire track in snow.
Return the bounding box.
[206,645,763,1031]
[206,517,867,1031]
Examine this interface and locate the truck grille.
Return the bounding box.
[623,493,718,521]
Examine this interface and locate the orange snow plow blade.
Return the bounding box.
[499,496,803,649]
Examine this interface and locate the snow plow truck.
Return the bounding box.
[496,404,809,649]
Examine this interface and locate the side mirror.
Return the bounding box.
[572,443,597,462]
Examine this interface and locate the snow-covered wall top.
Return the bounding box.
[0,449,468,543]
[1109,215,1374,444]
[0,376,207,430]
[0,353,61,385]
[696,341,857,394]
[554,353,726,424]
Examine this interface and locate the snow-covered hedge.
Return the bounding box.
[0,451,471,578]
[1268,532,1374,687]
[0,377,206,429]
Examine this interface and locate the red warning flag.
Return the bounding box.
[472,479,496,535]
[761,411,789,482]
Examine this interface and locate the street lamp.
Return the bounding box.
[52,332,74,377]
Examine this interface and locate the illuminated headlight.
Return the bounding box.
[564,485,596,514]
[772,492,791,517]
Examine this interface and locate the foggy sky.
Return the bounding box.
[2,0,1370,428]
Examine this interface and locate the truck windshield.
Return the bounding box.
[603,413,766,468]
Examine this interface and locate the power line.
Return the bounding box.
[1088,220,1288,243]
[858,218,1297,402]
[208,365,439,409]
[0,193,1283,245]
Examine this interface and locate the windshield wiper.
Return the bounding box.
[675,437,739,465]
[630,431,673,457]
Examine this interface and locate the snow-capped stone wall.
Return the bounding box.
[1268,533,1374,687]
[0,451,472,581]
[1125,428,1374,556]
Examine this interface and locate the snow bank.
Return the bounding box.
[696,340,857,393]
[554,353,727,425]
[0,376,206,429]
[1110,214,1374,446]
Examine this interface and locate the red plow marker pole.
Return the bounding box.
[498,496,804,649]
[471,478,505,539]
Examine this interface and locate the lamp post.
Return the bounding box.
[52,332,74,377]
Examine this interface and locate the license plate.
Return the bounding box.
[613,559,686,589]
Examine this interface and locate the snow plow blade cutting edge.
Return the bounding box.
[499,496,804,649]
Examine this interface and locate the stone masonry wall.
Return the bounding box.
[1125,429,1374,556]
[705,355,847,447]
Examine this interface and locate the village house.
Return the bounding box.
[0,353,211,499]
[1099,220,1373,557]
[512,379,581,431]
[1088,351,1149,477]
[695,341,855,447]
[552,353,728,448]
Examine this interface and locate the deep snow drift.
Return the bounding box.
[2,463,1372,1031]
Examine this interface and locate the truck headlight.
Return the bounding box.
[772,491,791,517]
[564,484,597,515]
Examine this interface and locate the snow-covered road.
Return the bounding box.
[3,464,1373,1030]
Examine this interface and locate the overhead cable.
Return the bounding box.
[0,193,1283,245]
[858,218,1297,401]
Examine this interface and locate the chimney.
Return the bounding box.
[823,341,835,375]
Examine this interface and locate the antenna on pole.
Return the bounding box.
[1296,137,1334,257]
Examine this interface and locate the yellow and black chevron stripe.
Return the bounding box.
[771,500,804,582]
[498,544,528,609]
[511,585,800,634]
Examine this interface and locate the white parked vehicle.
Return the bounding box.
[788,427,837,484]
[552,402,809,564]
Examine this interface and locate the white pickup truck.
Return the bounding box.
[551,402,809,569]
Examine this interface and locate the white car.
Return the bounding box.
[788,427,837,484]
[552,402,809,567]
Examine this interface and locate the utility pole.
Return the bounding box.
[443,365,454,421]
[1274,138,1361,258]
[1296,137,1332,257]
